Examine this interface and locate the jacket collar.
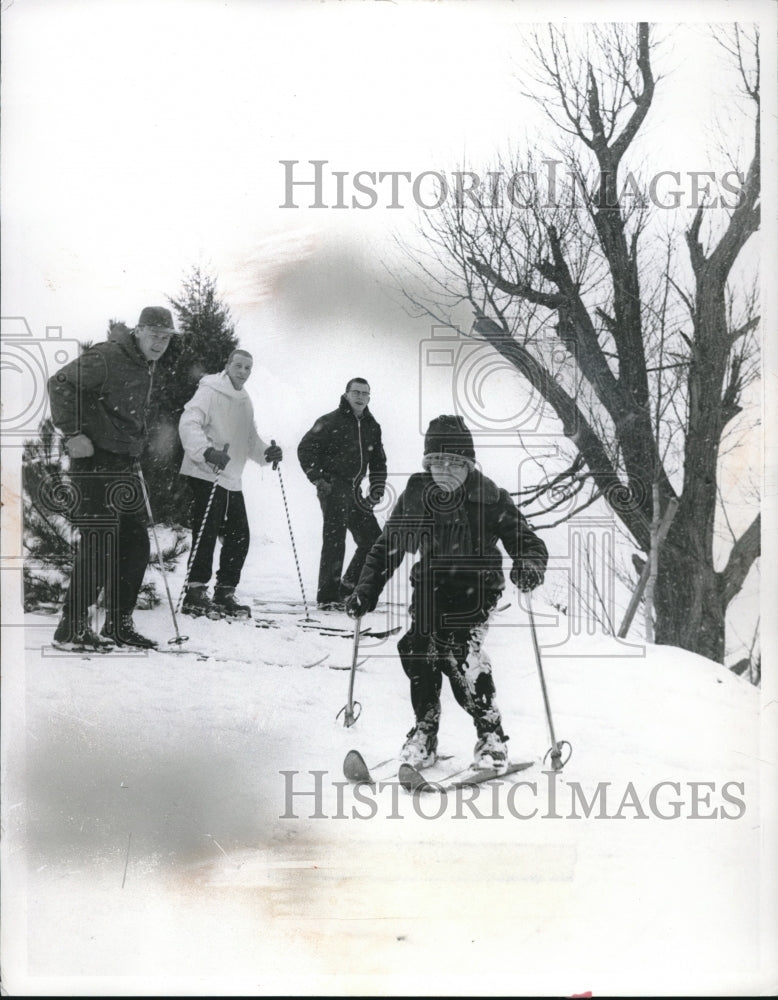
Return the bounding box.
[467,469,500,503]
[199,371,248,398]
[339,394,373,421]
[420,468,500,504]
[110,327,152,368]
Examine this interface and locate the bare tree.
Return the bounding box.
[401,23,760,663]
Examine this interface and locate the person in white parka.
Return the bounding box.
[178,348,283,618]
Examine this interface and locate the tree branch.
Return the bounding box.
[469,257,563,309]
[472,322,653,546]
[719,513,760,607]
[610,24,655,164]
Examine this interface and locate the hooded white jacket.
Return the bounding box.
[178,372,270,491]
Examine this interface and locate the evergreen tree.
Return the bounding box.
[140,266,239,525]
[22,418,72,611]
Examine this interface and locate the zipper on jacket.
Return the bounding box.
[143,363,154,436]
[355,414,364,488]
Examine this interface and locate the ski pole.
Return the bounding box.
[336,616,363,727]
[134,461,189,647]
[527,592,571,770]
[272,439,315,623]
[175,449,227,615]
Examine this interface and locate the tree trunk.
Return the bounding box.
[654,507,726,663]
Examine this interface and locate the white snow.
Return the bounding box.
[3,472,776,997]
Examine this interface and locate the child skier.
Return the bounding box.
[345,415,548,773]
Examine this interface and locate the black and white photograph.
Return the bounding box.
[1,0,776,995]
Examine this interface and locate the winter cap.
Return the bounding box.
[423,414,476,465]
[136,306,180,334]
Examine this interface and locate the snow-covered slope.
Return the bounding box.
[3,497,774,997]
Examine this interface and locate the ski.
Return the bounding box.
[343,749,454,785]
[318,623,401,640]
[157,647,212,659]
[50,640,115,658]
[207,650,330,668]
[48,639,330,667]
[253,617,401,640]
[398,760,534,792]
[343,748,382,783]
[50,641,214,660]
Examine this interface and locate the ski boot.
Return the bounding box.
[317,600,346,613]
[212,585,252,620]
[399,725,438,769]
[473,732,509,773]
[182,583,215,618]
[101,612,158,649]
[53,615,115,653]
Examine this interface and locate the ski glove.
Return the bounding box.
[65,433,94,459]
[315,479,332,501]
[204,445,231,471]
[264,443,283,465]
[345,589,378,619]
[511,561,544,592]
[364,488,384,510]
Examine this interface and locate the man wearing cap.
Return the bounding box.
[47,306,179,650]
[345,414,548,774]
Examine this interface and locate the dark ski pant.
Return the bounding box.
[317,480,380,604]
[397,584,506,747]
[185,476,250,589]
[61,451,150,623]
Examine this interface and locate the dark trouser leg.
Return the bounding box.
[62,455,150,623]
[99,465,151,620]
[114,512,151,614]
[342,499,381,591]
[405,584,505,741]
[317,483,350,604]
[63,527,103,623]
[215,489,250,589]
[397,627,444,741]
[186,477,227,586]
[61,461,104,623]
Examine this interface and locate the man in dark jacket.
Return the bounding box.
[298,377,387,609]
[346,414,548,774]
[47,306,179,650]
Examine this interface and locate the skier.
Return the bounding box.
[297,377,387,610]
[345,415,548,773]
[178,348,283,619]
[47,306,181,650]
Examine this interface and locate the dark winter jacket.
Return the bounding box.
[355,469,548,604]
[297,395,387,500]
[47,327,154,457]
